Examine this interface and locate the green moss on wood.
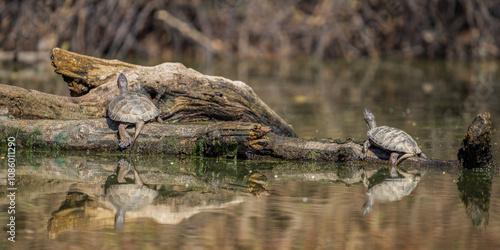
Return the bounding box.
[211,140,239,159]
[334,147,356,162]
[0,126,20,153]
[26,127,42,148]
[51,132,69,151]
[193,139,207,157]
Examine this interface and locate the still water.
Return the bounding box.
[0,59,499,249]
[0,156,499,249]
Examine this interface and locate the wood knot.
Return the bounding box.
[249,124,271,140]
[247,124,271,149]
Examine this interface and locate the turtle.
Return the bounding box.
[107,73,162,149]
[361,109,427,165]
[106,159,158,230]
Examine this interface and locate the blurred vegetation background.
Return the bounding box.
[1,0,499,62]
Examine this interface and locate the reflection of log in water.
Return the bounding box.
[457,170,491,230]
[47,158,253,238]
[48,182,246,239]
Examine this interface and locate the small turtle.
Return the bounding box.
[107,73,162,149]
[362,109,427,165]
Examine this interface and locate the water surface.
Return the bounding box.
[0,156,499,249]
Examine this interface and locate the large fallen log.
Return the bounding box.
[0,48,295,137]
[0,114,455,167]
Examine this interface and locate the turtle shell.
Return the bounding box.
[107,92,159,123]
[367,126,422,154]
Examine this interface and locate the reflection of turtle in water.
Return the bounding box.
[362,109,426,165]
[106,159,158,230]
[362,167,421,216]
[107,73,162,149]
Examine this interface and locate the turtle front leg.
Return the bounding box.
[361,140,371,160]
[118,123,131,148]
[389,152,400,166]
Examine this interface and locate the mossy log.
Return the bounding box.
[0,116,267,156]
[0,115,456,167]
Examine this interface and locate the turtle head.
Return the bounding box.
[363,109,377,130]
[117,73,128,94]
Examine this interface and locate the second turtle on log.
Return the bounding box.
[361,109,427,165]
[107,73,162,149]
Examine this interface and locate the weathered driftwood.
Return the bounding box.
[0,48,295,137]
